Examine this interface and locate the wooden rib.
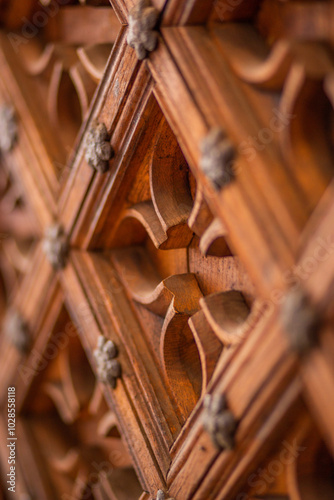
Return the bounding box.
[88,381,105,415]
[72,470,91,500]
[138,493,150,500]
[2,239,32,273]
[97,411,120,438]
[212,24,293,90]
[43,380,79,424]
[132,274,202,316]
[20,43,56,77]
[42,348,81,424]
[114,201,168,248]
[112,243,202,315]
[50,448,80,475]
[77,44,113,83]
[114,200,194,250]
[200,291,264,345]
[199,217,231,257]
[69,62,97,120]
[47,60,64,126]
[188,186,213,238]
[188,310,223,394]
[96,468,143,500]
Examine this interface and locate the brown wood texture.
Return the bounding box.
[0,1,334,499]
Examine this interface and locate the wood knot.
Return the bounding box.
[93,335,121,388]
[85,121,114,173]
[42,224,69,270]
[4,310,30,353]
[203,393,237,450]
[280,288,321,355]
[0,104,17,153]
[200,128,235,190]
[127,0,159,60]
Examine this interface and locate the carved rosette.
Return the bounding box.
[93,335,121,388]
[203,393,237,450]
[42,224,69,270]
[0,104,18,153]
[200,128,236,190]
[280,288,320,355]
[127,0,159,60]
[4,310,30,353]
[85,121,114,173]
[156,490,174,500]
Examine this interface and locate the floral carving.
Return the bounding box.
[203,393,237,450]
[4,310,30,353]
[85,121,114,173]
[200,128,235,190]
[156,490,174,500]
[0,104,17,153]
[280,288,320,354]
[93,335,121,388]
[42,224,69,270]
[127,0,159,60]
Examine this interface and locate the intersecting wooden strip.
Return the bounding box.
[60,250,175,493]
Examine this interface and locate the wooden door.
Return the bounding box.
[0,1,334,499]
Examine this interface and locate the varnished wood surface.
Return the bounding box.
[0,1,334,499]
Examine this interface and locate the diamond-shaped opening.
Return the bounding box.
[17,305,142,500]
[83,93,262,432]
[1,2,122,187]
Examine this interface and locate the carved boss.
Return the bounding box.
[127,0,159,60]
[85,121,114,173]
[94,335,122,389]
[0,104,17,153]
[203,393,237,450]
[200,128,236,190]
[43,224,69,270]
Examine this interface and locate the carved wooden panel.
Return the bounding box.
[1,1,334,499]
